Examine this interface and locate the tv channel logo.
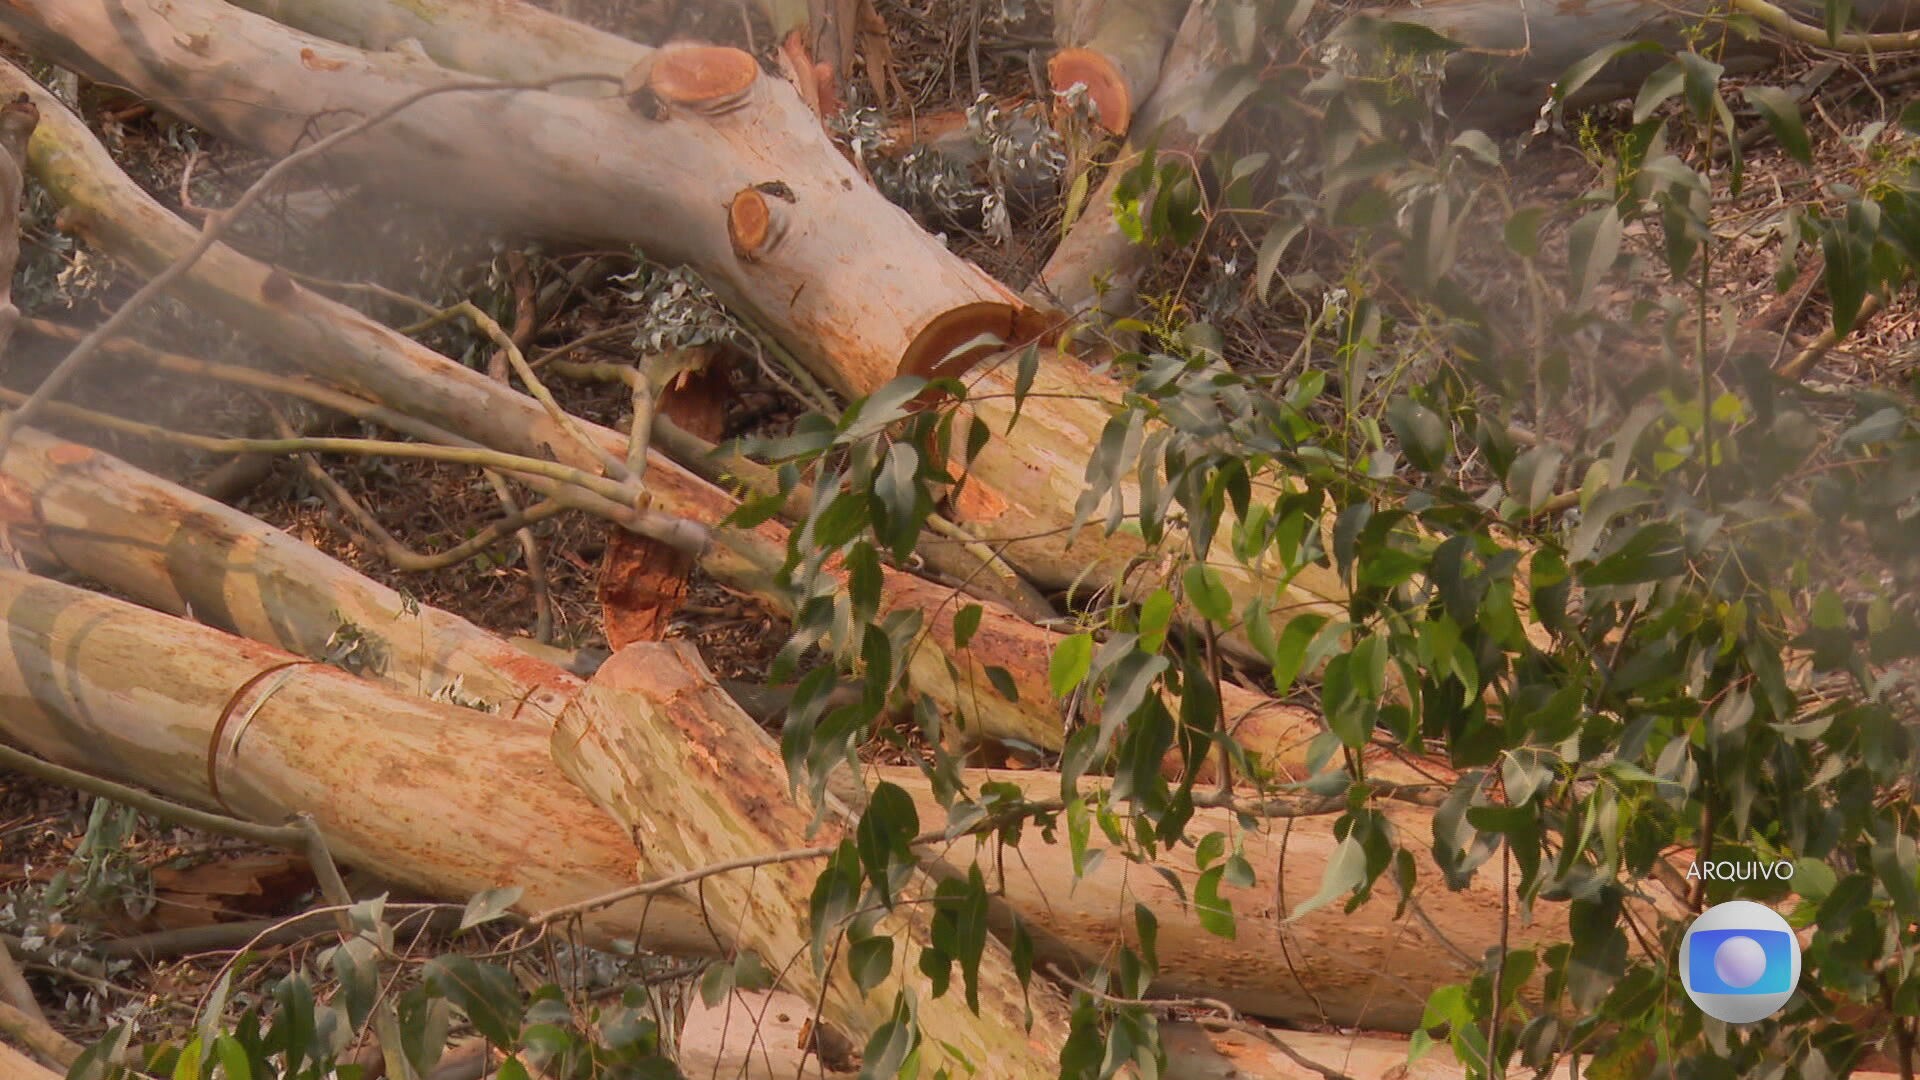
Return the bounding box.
[1680,900,1801,1023]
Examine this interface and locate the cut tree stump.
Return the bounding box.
[3,0,1355,669]
[1050,0,1189,134]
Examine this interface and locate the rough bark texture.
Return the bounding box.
[2,0,1353,665]
[0,568,715,952]
[0,488,1606,1032]
[1051,0,1188,134]
[0,93,34,359]
[1355,0,1920,131]
[553,642,1071,1078]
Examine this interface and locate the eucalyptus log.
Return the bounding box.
[0,424,570,713]
[1051,0,1189,134]
[5,0,1353,662]
[1351,0,1920,132]
[1039,0,1234,318]
[553,642,1068,1078]
[0,65,1358,775]
[0,561,1619,1032]
[0,93,34,359]
[0,568,717,955]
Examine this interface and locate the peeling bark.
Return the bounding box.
[1051,0,1189,134]
[0,424,570,712]
[0,567,717,955]
[553,642,1071,1078]
[0,527,1617,1031]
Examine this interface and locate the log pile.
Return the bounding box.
[0,0,1890,1074]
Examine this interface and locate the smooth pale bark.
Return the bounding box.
[6,0,1353,659]
[0,425,573,714]
[1039,0,1233,318]
[553,641,1070,1078]
[229,0,647,93]
[0,563,1629,1031]
[1350,0,1920,132]
[1051,0,1189,134]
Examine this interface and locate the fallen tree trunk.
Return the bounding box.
[4,0,1353,656]
[0,567,719,954]
[0,556,1632,1032]
[0,66,1357,776]
[552,641,1069,1078]
[1349,0,1920,132]
[1038,0,1235,318]
[0,424,573,714]
[1051,0,1189,134]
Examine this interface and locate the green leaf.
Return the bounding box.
[1566,206,1622,312]
[1256,218,1305,303]
[1554,41,1664,103]
[1183,564,1233,623]
[212,1036,250,1080]
[856,782,920,905]
[1194,865,1237,939]
[1290,835,1367,920]
[458,886,524,931]
[423,956,522,1049]
[841,377,929,441]
[985,665,1020,702]
[1507,445,1563,513]
[1504,207,1546,258]
[1270,613,1333,695]
[848,935,894,993]
[1049,633,1095,698]
[1744,85,1811,164]
[1582,522,1686,586]
[1137,589,1176,653]
[1386,396,1449,472]
[952,603,983,649]
[1632,59,1686,123]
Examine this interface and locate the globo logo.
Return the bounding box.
[1680,900,1802,1023]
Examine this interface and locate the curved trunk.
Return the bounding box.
[1,63,1353,774]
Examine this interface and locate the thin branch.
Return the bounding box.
[1776,292,1884,381]
[0,743,353,925]
[402,300,634,487]
[1732,0,1920,50]
[0,1000,81,1069]
[0,392,639,507]
[0,72,617,457]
